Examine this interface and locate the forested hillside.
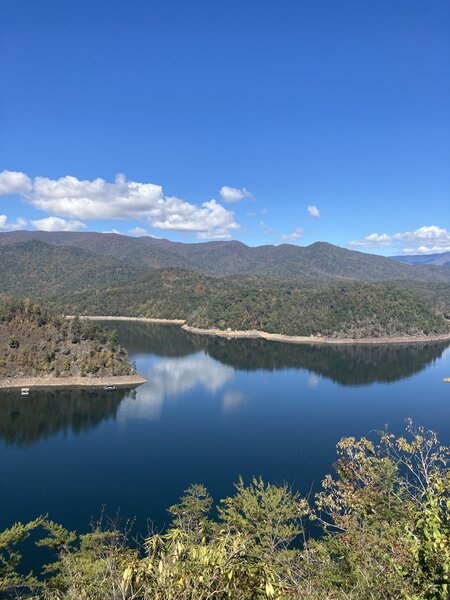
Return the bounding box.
[0,240,147,297]
[1,234,450,339]
[46,269,450,339]
[393,250,450,266]
[0,297,134,378]
[2,231,450,282]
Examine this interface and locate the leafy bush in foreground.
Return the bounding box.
[2,421,450,599]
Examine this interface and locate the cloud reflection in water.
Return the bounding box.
[118,352,235,421]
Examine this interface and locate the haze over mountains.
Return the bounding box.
[392,251,450,267]
[1,230,450,284]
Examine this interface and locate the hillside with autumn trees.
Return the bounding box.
[0,297,134,379]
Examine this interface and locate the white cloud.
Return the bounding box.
[350,225,450,254]
[102,228,122,234]
[220,185,253,203]
[129,226,148,236]
[350,232,392,248]
[0,171,240,240]
[0,170,32,195]
[151,198,238,238]
[307,205,320,218]
[31,216,87,232]
[280,227,304,242]
[0,215,27,230]
[196,228,237,240]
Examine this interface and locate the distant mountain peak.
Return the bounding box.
[1,230,450,283]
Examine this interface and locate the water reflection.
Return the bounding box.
[222,390,246,413]
[206,339,449,386]
[2,321,450,549]
[118,353,235,421]
[109,321,450,386]
[0,388,129,446]
[109,322,203,357]
[1,323,448,445]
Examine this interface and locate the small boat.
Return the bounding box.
[104,385,116,391]
[21,388,30,396]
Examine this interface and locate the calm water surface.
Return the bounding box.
[2,322,450,540]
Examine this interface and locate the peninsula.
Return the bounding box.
[0,298,145,390]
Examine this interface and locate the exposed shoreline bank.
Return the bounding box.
[181,325,450,346]
[71,316,450,346]
[0,374,147,391]
[66,315,186,325]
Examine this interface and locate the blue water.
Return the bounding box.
[1,322,450,542]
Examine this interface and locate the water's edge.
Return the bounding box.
[68,315,450,346]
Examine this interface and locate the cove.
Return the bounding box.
[1,321,450,551]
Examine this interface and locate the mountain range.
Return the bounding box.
[392,251,450,267]
[1,230,450,284]
[1,231,449,339]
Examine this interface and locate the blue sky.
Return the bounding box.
[0,0,449,255]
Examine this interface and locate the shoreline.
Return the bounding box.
[70,315,450,346]
[181,325,450,346]
[0,374,147,391]
[66,315,186,325]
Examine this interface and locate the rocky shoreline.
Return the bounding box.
[70,315,450,346]
[0,374,146,391]
[67,315,186,324]
[181,325,450,345]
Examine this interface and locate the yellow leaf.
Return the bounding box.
[265,581,275,597]
[122,566,132,585]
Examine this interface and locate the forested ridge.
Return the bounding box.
[2,422,450,599]
[46,270,450,339]
[0,297,134,378]
[2,233,450,282]
[1,236,450,339]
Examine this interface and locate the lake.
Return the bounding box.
[1,321,450,545]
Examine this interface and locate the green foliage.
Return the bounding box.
[168,483,213,540]
[9,336,19,349]
[3,423,450,598]
[218,477,308,557]
[0,517,43,596]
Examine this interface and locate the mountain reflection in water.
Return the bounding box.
[0,389,130,447]
[1,321,448,446]
[108,321,450,386]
